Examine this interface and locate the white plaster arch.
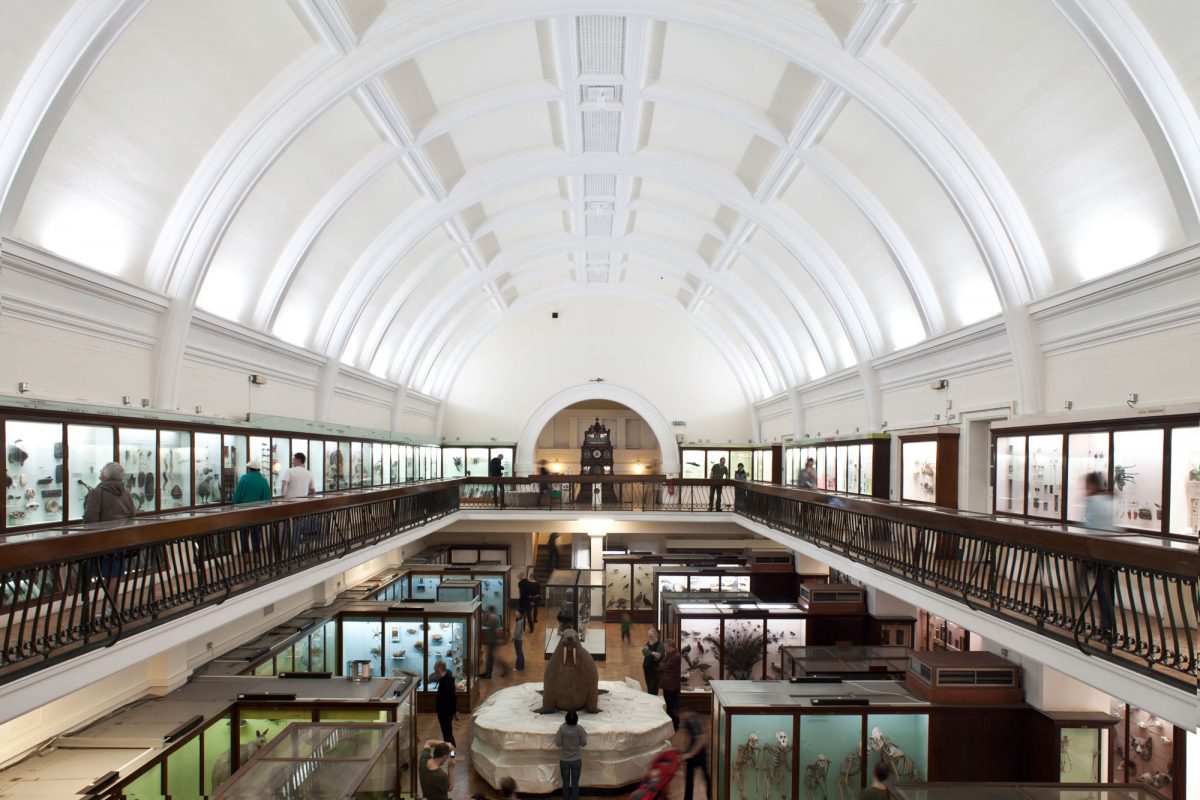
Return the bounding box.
[514,382,682,477]
[0,0,147,234]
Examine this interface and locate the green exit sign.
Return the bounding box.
[671,420,686,426]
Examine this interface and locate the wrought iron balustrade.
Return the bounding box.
[0,482,459,683]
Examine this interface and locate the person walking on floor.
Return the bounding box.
[1082,471,1118,640]
[554,710,587,800]
[418,740,456,800]
[547,532,561,572]
[680,708,710,800]
[708,457,728,510]
[620,612,632,644]
[479,605,509,678]
[513,609,526,671]
[430,660,458,746]
[642,627,664,695]
[518,570,536,632]
[659,638,682,731]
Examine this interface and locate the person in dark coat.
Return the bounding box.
[518,570,536,632]
[658,638,682,730]
[430,659,458,746]
[489,453,505,505]
[84,463,137,588]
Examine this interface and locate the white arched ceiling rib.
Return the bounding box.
[322,149,878,380]
[387,232,796,393]
[252,142,405,330]
[1052,0,1200,238]
[428,283,765,402]
[797,147,947,336]
[469,198,573,240]
[146,0,1050,414]
[640,82,787,147]
[414,80,560,145]
[0,0,147,234]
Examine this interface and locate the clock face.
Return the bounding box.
[592,449,603,459]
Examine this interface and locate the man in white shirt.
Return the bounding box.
[280,452,316,498]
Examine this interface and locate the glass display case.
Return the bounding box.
[784,435,890,497]
[887,785,1162,800]
[780,645,910,680]
[119,427,157,514]
[711,680,932,800]
[650,566,754,625]
[900,432,959,507]
[681,446,777,481]
[5,419,64,528]
[545,569,606,659]
[67,423,113,520]
[159,430,192,510]
[195,431,222,505]
[373,565,511,618]
[665,601,808,694]
[436,579,481,603]
[335,602,480,710]
[1109,701,1183,799]
[993,415,1198,538]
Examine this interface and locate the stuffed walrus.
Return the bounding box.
[537,628,600,713]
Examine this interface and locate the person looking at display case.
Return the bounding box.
[554,710,587,800]
[430,660,458,746]
[861,761,892,799]
[233,460,271,559]
[84,462,137,593]
[418,740,455,800]
[642,627,664,695]
[513,609,526,671]
[659,638,682,730]
[1082,471,1118,640]
[800,458,817,489]
[280,452,315,498]
[489,452,505,506]
[708,457,728,510]
[479,605,509,678]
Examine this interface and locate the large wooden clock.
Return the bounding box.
[577,418,617,502]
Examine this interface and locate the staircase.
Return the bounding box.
[532,542,570,585]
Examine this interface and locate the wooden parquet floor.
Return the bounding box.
[418,617,707,799]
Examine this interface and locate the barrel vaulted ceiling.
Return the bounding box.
[2,0,1198,421]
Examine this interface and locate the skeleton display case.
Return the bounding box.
[711,680,931,800]
[1032,710,1120,787]
[293,601,483,712]
[544,569,606,660]
[887,784,1164,800]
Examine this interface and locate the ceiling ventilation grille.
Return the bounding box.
[582,110,620,152]
[585,214,614,236]
[576,16,626,75]
[584,174,617,196]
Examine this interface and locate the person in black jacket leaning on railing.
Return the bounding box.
[708,457,728,510]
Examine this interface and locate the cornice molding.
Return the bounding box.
[1,236,167,311]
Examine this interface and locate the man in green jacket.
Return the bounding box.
[234,460,272,559]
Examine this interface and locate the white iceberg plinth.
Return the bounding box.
[470,680,674,792]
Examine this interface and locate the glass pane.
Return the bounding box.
[195,432,222,505]
[682,450,705,479]
[767,618,804,676]
[836,446,848,491]
[1169,427,1200,537]
[317,708,388,723]
[847,445,860,494]
[223,434,248,501]
[382,446,391,485]
[730,450,752,480]
[799,714,861,798]
[390,444,400,483]
[294,636,310,671]
[1113,429,1164,531]
[443,448,466,479]
[405,446,415,481]
[1067,432,1109,523]
[338,442,351,489]
[307,440,324,493]
[1060,727,1101,782]
[68,424,113,520]
[722,619,766,679]
[160,430,192,510]
[1028,434,1064,519]
[122,763,161,799]
[728,713,794,800]
[761,450,772,483]
[867,713,927,782]
[860,446,874,495]
[410,574,439,601]
[351,442,363,487]
[706,451,731,477]
[427,618,465,690]
[201,715,232,796]
[325,620,338,672]
[324,441,340,491]
[471,575,505,614]
[680,617,720,690]
[6,420,64,527]
[270,437,291,496]
[118,427,157,513]
[343,616,384,676]
[276,647,293,673]
[996,435,1026,514]
[816,448,827,490]
[165,734,201,798]
[372,444,383,486]
[385,618,426,682]
[489,448,512,476]
[633,565,654,611]
[248,436,271,493]
[902,441,938,503]
[465,447,487,478]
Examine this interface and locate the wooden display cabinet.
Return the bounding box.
[899,430,960,508]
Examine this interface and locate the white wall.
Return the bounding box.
[439,294,751,443]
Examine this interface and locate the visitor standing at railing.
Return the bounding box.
[83,462,137,595]
[800,458,817,489]
[489,453,505,506]
[734,462,748,510]
[1082,471,1118,641]
[708,457,728,510]
[233,460,271,558]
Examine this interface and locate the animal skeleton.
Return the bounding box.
[869,726,919,781]
[763,731,792,800]
[804,754,830,800]
[732,733,761,799]
[836,750,861,800]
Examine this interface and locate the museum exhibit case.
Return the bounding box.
[369,565,511,617]
[1030,710,1120,786]
[544,568,606,659]
[441,445,514,479]
[784,434,891,498]
[0,404,443,532]
[213,722,407,798]
[917,611,974,652]
[436,579,482,603]
[991,413,1200,539]
[653,565,754,623]
[899,430,960,507]
[664,600,807,692]
[886,784,1163,800]
[1108,701,1188,800]
[602,559,658,620]
[680,444,780,482]
[657,590,758,630]
[780,645,910,680]
[600,553,754,622]
[110,676,417,799]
